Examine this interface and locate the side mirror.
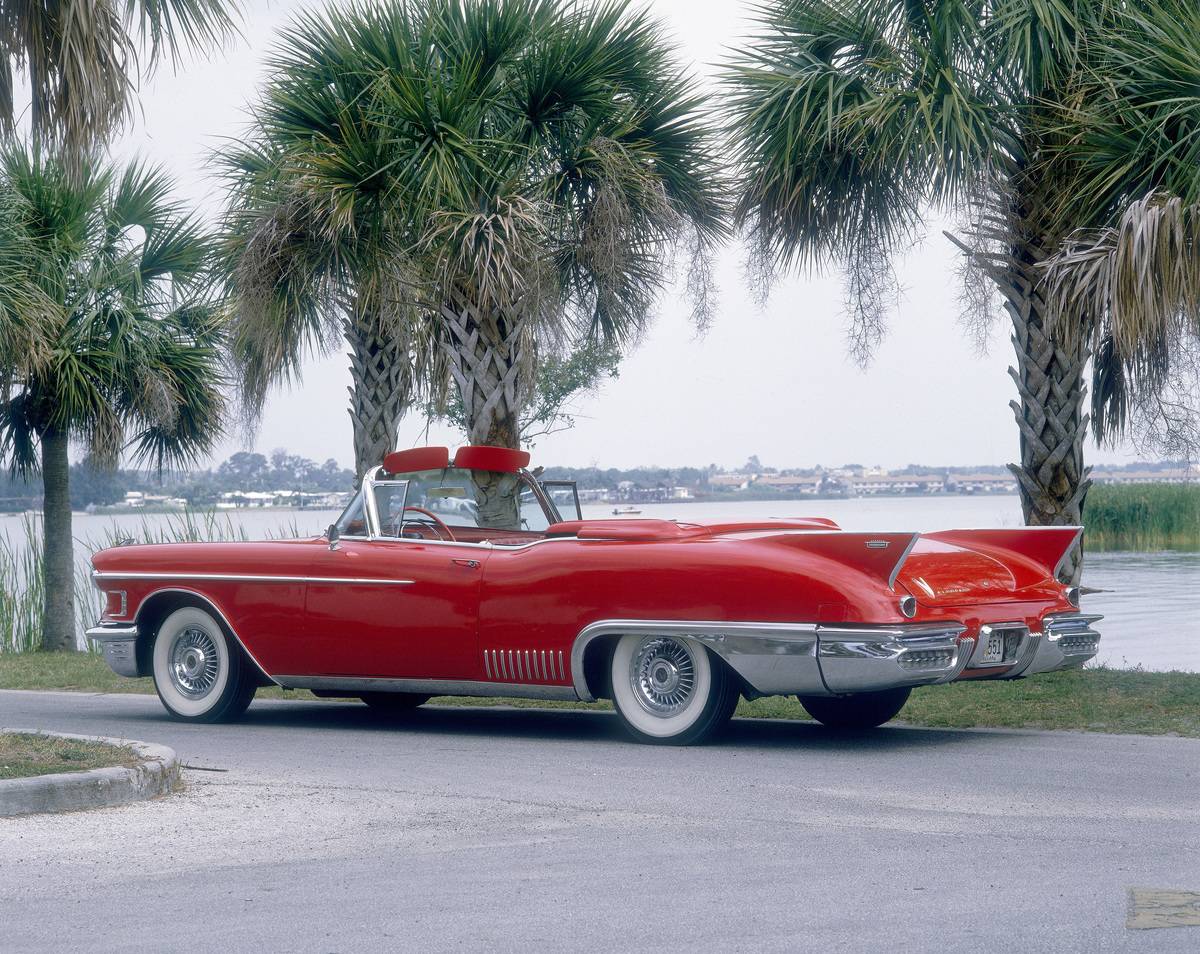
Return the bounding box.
[327,523,340,551]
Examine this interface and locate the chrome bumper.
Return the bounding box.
[816,624,973,694]
[85,623,140,677]
[1020,614,1103,676]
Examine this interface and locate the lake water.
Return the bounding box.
[2,494,1195,672]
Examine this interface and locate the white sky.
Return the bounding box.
[106,0,1147,472]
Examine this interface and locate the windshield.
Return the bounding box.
[370,467,553,533]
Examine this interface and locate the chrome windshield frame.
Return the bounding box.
[355,465,558,542]
[362,468,411,540]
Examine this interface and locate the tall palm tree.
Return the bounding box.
[222,0,725,483]
[0,0,239,167]
[0,146,226,651]
[724,0,1200,582]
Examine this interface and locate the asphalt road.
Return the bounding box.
[2,689,1198,954]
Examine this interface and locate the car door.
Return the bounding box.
[301,538,488,680]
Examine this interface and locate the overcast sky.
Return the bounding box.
[107,0,1147,472]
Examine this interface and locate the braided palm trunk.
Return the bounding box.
[39,428,77,651]
[346,311,412,480]
[994,235,1091,584]
[440,301,525,529]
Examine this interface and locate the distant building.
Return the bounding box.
[709,474,752,491]
[1092,468,1197,485]
[756,474,822,495]
[947,473,1019,494]
[851,474,946,495]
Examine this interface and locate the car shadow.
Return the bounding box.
[217,698,1020,754]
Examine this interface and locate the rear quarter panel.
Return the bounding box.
[476,535,906,663]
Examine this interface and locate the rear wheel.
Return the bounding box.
[359,692,430,713]
[797,687,911,729]
[610,634,739,745]
[152,606,257,723]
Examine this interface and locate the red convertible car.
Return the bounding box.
[87,445,1102,744]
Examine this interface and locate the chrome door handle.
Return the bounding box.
[453,559,481,569]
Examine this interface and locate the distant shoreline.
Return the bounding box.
[0,491,1029,519]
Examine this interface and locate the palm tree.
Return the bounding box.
[0,146,226,651]
[0,0,239,166]
[723,0,1200,582]
[222,0,725,481]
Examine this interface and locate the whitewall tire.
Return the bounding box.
[609,634,739,745]
[152,606,257,723]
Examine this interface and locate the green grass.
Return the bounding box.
[1085,482,1200,551]
[3,652,1197,738]
[0,731,137,781]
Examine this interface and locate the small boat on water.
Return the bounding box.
[612,506,643,515]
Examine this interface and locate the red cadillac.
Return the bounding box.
[87,445,1102,744]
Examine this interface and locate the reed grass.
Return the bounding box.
[1084,483,1200,551]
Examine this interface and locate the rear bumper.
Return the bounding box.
[1020,613,1104,676]
[85,623,140,677]
[816,623,972,693]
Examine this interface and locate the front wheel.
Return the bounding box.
[152,606,257,723]
[610,634,739,745]
[797,687,912,729]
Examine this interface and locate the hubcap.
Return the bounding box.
[630,637,696,715]
[170,628,220,698]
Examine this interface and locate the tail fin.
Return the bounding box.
[922,527,1081,583]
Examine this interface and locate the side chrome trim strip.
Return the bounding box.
[93,571,414,586]
[273,675,578,701]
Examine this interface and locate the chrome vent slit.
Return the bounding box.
[482,648,566,684]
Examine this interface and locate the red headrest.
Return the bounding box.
[452,445,531,473]
[382,446,450,474]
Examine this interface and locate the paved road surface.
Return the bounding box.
[2,689,1198,953]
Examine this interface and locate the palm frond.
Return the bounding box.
[0,143,226,476]
[1,0,240,163]
[1046,190,1200,381]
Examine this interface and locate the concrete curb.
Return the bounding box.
[0,729,181,818]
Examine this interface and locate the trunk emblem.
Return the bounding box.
[866,540,889,549]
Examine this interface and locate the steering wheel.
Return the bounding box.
[401,505,456,542]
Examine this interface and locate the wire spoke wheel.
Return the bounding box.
[630,637,697,715]
[610,633,737,744]
[152,606,257,723]
[170,628,221,698]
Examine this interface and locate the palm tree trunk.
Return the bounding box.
[39,427,76,652]
[346,311,412,480]
[439,302,525,448]
[440,301,526,529]
[994,238,1092,584]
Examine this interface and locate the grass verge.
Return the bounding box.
[3,652,1198,738]
[0,732,138,781]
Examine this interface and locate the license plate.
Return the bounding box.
[981,633,1005,663]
